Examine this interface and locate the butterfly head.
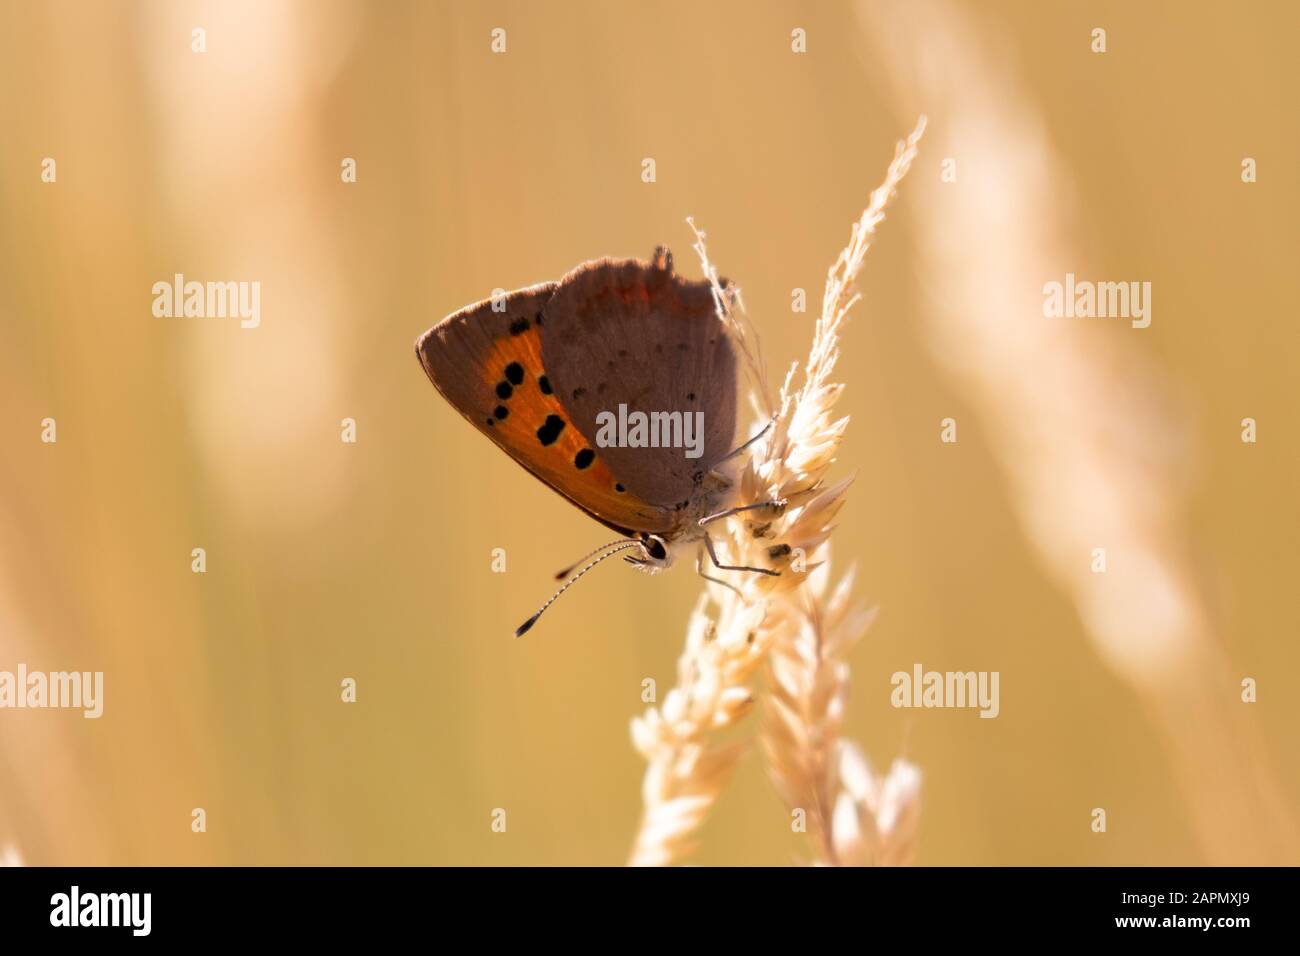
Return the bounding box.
[625,533,674,574]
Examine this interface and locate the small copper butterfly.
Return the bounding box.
[416,247,781,635]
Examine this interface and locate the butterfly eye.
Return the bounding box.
[646,537,667,561]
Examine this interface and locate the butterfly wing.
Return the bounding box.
[415,281,675,535]
[538,248,738,510]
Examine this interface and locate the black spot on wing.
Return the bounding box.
[504,362,524,385]
[574,448,594,470]
[536,415,565,446]
[538,375,553,395]
[496,381,513,400]
[509,317,530,335]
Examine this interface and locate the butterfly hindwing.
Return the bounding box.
[415,281,675,535]
[538,249,738,510]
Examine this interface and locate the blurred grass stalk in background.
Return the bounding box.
[858,0,1298,864]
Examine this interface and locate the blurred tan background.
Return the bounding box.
[0,0,1295,865]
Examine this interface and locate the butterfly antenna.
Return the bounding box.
[515,541,643,638]
[553,538,639,580]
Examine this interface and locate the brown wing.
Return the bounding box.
[415,281,675,535]
[538,248,738,509]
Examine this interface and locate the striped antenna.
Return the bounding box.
[515,541,644,637]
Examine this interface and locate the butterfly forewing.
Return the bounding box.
[415,280,675,535]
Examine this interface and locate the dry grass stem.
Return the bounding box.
[628,120,926,866]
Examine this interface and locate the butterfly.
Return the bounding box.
[415,247,782,636]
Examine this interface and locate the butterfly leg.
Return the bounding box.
[695,546,743,595]
[712,415,777,466]
[697,498,788,528]
[702,532,781,576]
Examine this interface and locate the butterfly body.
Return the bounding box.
[416,247,773,633]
